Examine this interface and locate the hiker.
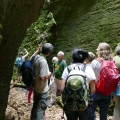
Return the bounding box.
[91,42,114,120]
[84,52,96,64]
[84,52,96,120]
[113,45,120,120]
[54,51,67,95]
[48,56,58,107]
[17,48,29,82]
[30,43,53,120]
[60,48,96,120]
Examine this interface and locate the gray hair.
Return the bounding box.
[115,45,120,55]
[42,43,53,55]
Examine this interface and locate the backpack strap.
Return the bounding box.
[97,58,103,63]
[67,65,72,73]
[30,55,36,64]
[80,64,86,72]
[30,55,41,65]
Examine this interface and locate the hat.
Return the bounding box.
[57,51,64,56]
[52,57,58,62]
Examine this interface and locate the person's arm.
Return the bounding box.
[60,79,66,92]
[89,80,95,94]
[40,72,52,81]
[30,43,42,59]
[59,67,68,92]
[23,48,29,58]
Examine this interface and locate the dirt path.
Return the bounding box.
[5,87,113,120]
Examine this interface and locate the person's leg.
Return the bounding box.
[48,79,57,107]
[31,90,49,120]
[113,95,120,120]
[55,79,62,96]
[78,109,89,120]
[87,105,96,120]
[28,87,33,103]
[98,99,110,120]
[17,68,22,82]
[19,75,22,82]
[51,79,57,103]
[64,108,78,120]
[17,76,20,82]
[91,100,98,116]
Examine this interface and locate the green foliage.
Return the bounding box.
[12,1,57,79]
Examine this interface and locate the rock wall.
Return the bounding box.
[51,0,120,62]
[21,0,120,64]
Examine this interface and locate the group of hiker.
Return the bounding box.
[14,42,120,120]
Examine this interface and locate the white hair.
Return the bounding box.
[57,51,64,56]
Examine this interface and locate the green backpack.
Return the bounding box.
[62,65,91,111]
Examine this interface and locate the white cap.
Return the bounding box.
[57,51,64,56]
[52,57,58,62]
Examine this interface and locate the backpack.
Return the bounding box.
[96,58,119,96]
[20,55,38,88]
[14,57,23,68]
[62,65,91,111]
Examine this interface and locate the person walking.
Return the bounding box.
[91,42,113,120]
[60,48,96,120]
[16,48,29,82]
[113,45,120,120]
[30,43,53,120]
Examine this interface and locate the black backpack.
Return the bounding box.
[20,55,38,88]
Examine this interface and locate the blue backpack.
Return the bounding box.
[14,57,23,68]
[20,56,38,87]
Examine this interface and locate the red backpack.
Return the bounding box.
[96,58,119,96]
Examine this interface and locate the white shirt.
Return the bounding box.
[62,63,96,84]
